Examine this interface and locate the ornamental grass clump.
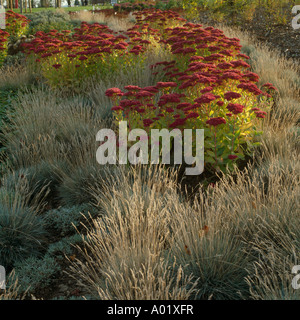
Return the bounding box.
[68,165,199,300]
[0,186,47,269]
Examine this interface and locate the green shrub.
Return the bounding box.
[2,52,26,67]
[43,204,97,236]
[25,10,74,35]
[47,234,85,257]
[14,255,60,293]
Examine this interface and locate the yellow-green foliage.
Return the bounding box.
[0,30,9,67]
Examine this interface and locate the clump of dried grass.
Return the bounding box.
[246,247,299,300]
[68,165,199,300]
[1,86,106,169]
[68,152,299,300]
[0,64,37,90]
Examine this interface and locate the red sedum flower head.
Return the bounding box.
[124,85,141,91]
[143,119,154,127]
[169,118,187,128]
[255,111,267,118]
[224,91,242,101]
[185,112,199,119]
[227,103,244,114]
[206,117,226,126]
[194,93,217,104]
[105,88,124,97]
[156,81,177,88]
[52,64,62,69]
[111,106,124,111]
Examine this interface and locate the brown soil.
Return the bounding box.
[196,5,300,63]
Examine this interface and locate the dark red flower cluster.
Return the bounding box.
[169,118,187,128]
[195,93,217,104]
[105,9,274,135]
[224,91,242,101]
[133,9,186,29]
[105,88,124,97]
[206,117,226,126]
[158,93,184,107]
[98,9,277,172]
[226,103,244,115]
[143,118,154,127]
[0,30,10,66]
[0,30,10,52]
[52,64,62,69]
[21,20,152,74]
[254,110,267,118]
[156,82,178,88]
[262,82,277,92]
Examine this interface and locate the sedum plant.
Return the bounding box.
[105,11,276,172]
